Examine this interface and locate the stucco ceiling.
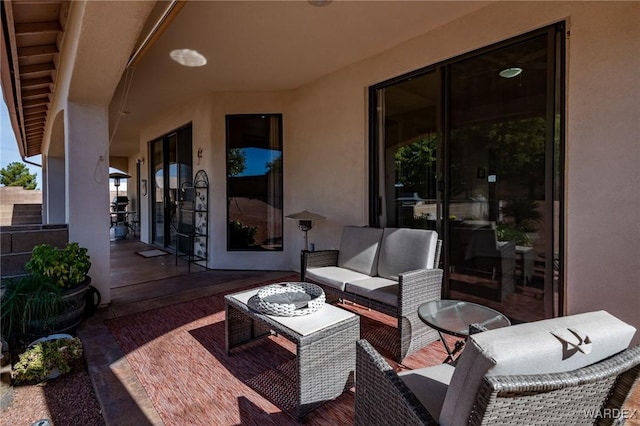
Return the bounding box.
[2,1,494,159]
[109,1,492,157]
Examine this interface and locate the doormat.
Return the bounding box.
[136,249,169,258]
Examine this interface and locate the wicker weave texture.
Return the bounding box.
[355,338,640,426]
[250,282,325,316]
[471,345,640,426]
[355,339,438,426]
[303,240,444,362]
[225,291,360,421]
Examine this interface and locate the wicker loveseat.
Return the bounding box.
[355,310,640,426]
[302,226,443,362]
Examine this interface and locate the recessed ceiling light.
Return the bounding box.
[169,49,207,67]
[499,67,523,78]
[308,0,332,6]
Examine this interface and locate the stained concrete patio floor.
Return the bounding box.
[78,237,295,425]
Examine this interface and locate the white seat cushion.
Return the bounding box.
[399,363,455,421]
[345,276,398,306]
[439,310,637,426]
[337,226,384,276]
[378,228,438,280]
[305,266,370,291]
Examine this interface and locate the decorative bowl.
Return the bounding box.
[250,282,325,316]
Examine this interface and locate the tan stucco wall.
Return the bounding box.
[0,187,43,226]
[136,2,640,339]
[137,91,290,270]
[285,1,640,342]
[562,3,640,339]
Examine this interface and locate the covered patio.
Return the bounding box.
[1,0,639,423]
[3,238,637,424]
[1,1,638,334]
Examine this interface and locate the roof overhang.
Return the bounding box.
[1,0,67,158]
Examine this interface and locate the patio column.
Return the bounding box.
[45,155,66,224]
[46,111,67,225]
[65,101,111,304]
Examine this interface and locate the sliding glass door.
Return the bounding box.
[370,24,564,323]
[372,71,440,232]
[150,124,193,249]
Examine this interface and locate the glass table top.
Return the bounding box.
[418,299,511,338]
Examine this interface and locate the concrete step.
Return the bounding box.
[0,252,32,277]
[9,215,42,225]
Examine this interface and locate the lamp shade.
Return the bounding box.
[110,172,131,190]
[285,210,326,221]
[109,172,131,180]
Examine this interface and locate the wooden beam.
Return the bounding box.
[26,129,44,138]
[15,21,61,35]
[22,98,49,108]
[23,105,48,115]
[24,122,45,131]
[17,44,58,58]
[22,87,51,99]
[20,62,55,75]
[20,76,53,88]
[24,114,45,123]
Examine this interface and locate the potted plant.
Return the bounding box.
[1,242,94,347]
[25,242,91,289]
[0,275,62,347]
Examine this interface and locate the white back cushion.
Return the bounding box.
[377,228,438,280]
[439,310,636,426]
[337,226,384,276]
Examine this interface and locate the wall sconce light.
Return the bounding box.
[137,157,145,165]
[286,210,326,251]
[197,148,203,159]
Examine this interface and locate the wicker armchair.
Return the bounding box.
[356,311,640,426]
[303,227,443,362]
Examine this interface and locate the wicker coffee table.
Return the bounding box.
[224,284,360,421]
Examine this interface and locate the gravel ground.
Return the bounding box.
[1,359,104,426]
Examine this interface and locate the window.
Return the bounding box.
[226,114,283,251]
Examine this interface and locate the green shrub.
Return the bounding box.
[496,223,532,246]
[13,337,83,384]
[1,275,62,345]
[25,242,91,289]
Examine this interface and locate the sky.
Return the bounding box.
[0,100,43,189]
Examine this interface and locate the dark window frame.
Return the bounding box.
[368,23,566,317]
[225,113,284,251]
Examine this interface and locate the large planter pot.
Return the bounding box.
[28,277,92,338]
